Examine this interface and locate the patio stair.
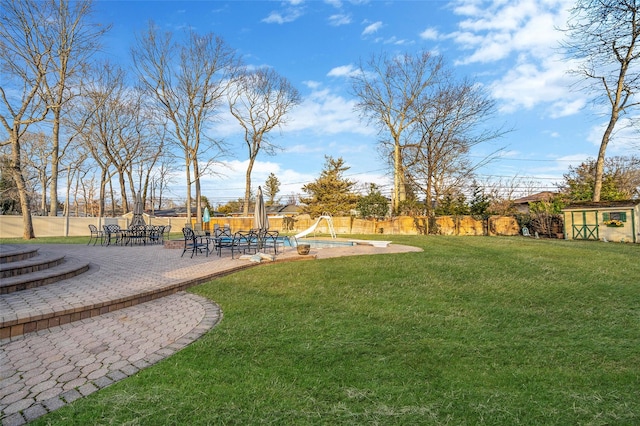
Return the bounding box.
[0,245,90,295]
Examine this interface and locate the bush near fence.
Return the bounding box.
[0,214,524,239]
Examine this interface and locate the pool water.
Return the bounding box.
[282,238,356,248]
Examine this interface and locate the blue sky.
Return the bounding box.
[92,0,636,206]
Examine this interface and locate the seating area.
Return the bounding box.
[178,225,289,260]
[89,223,287,258]
[90,224,169,247]
[215,228,288,259]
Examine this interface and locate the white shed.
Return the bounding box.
[562,200,640,243]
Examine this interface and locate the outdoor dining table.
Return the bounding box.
[123,225,148,246]
[101,224,165,246]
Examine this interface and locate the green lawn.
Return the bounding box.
[31,236,640,425]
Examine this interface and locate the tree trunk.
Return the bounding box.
[185,154,192,224]
[194,156,202,224]
[10,131,35,239]
[49,114,61,216]
[425,173,433,234]
[393,142,404,213]
[593,111,618,202]
[243,157,255,217]
[118,171,128,214]
[40,171,48,215]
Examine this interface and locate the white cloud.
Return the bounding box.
[286,87,374,135]
[328,13,351,26]
[549,99,585,119]
[262,12,286,24]
[383,36,410,45]
[450,0,572,64]
[262,7,304,24]
[327,64,359,77]
[445,1,585,117]
[419,27,439,40]
[487,54,586,116]
[362,21,382,36]
[303,80,322,89]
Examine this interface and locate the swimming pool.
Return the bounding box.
[282,238,356,248]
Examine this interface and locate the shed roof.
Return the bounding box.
[562,199,640,211]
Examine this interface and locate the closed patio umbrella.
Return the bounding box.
[254,186,269,231]
[254,186,269,249]
[131,192,145,226]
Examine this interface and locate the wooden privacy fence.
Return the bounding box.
[0,214,522,239]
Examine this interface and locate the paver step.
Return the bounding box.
[0,245,38,264]
[0,257,91,294]
[0,251,66,278]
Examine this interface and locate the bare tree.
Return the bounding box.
[563,0,640,201]
[151,158,178,212]
[228,68,300,216]
[75,162,98,216]
[131,125,165,212]
[132,23,240,224]
[70,62,124,218]
[404,74,504,220]
[0,0,56,238]
[19,132,52,215]
[352,52,443,213]
[39,0,108,217]
[61,143,88,218]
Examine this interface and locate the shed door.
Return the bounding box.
[571,211,599,240]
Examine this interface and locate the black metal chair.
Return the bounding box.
[212,227,233,257]
[103,224,123,246]
[181,227,209,258]
[260,230,282,255]
[231,230,258,259]
[162,224,172,242]
[150,225,164,244]
[88,224,104,246]
[126,225,147,246]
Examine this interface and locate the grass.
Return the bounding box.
[24,235,640,425]
[0,236,90,244]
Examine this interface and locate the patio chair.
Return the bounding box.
[162,224,172,242]
[156,225,166,244]
[103,224,124,246]
[147,225,162,244]
[260,230,284,255]
[212,227,233,257]
[181,227,210,258]
[231,230,258,259]
[194,222,207,236]
[126,225,147,246]
[88,224,104,246]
